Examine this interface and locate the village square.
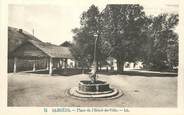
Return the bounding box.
[8,4,178,107]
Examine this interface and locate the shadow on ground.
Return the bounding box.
[26,68,83,76]
[119,71,177,77]
[25,68,177,77]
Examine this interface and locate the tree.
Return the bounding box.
[101,4,146,73]
[143,13,179,71]
[71,4,179,73]
[71,5,110,70]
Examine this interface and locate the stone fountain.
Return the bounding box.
[67,34,123,99]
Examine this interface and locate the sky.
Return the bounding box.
[8,3,179,45]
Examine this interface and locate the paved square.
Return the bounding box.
[8,71,177,107]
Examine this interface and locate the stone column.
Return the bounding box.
[57,59,60,68]
[60,59,63,69]
[33,59,36,72]
[13,57,17,73]
[64,58,68,69]
[46,58,49,70]
[59,59,62,69]
[49,57,53,76]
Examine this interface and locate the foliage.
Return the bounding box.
[101,4,146,72]
[70,4,179,72]
[143,13,179,71]
[71,5,110,68]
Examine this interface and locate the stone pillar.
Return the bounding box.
[60,59,63,69]
[46,58,49,70]
[33,59,36,72]
[13,57,17,73]
[49,57,53,76]
[64,58,68,69]
[57,59,60,68]
[59,59,62,69]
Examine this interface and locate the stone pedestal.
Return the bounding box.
[68,80,123,99]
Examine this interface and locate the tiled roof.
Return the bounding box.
[28,39,73,58]
[8,26,41,53]
[8,26,73,59]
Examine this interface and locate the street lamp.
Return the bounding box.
[93,33,98,64]
[89,33,99,83]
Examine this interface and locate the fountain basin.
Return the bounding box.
[79,80,111,92]
[67,80,123,99]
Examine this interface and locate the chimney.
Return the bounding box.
[18,29,23,33]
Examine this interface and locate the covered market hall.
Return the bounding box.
[8,27,74,76]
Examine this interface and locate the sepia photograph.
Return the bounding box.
[7,3,179,108]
